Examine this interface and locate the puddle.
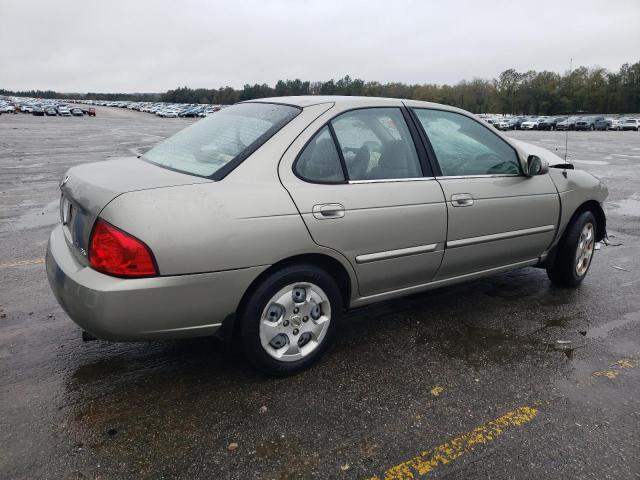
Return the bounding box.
[586,312,640,339]
[611,153,640,159]
[9,199,59,230]
[417,323,549,364]
[539,316,572,330]
[571,160,610,166]
[609,197,640,217]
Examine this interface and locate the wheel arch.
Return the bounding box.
[540,199,606,270]
[219,253,354,340]
[570,200,606,241]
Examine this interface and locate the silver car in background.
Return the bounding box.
[46,96,608,375]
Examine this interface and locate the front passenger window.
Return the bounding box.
[413,109,521,176]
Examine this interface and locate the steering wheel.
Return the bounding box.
[473,153,519,175]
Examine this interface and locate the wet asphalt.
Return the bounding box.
[1,107,639,480]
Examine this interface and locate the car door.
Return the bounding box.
[410,106,560,280]
[279,104,447,297]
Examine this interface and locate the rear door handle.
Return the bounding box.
[450,193,474,207]
[312,203,345,219]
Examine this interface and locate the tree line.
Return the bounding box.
[2,60,639,114]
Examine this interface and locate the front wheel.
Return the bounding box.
[240,264,342,376]
[547,211,597,287]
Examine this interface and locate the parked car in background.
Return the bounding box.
[621,118,640,131]
[57,105,71,116]
[70,108,84,117]
[81,107,96,116]
[576,117,596,131]
[45,107,58,116]
[555,117,577,131]
[507,117,525,130]
[200,106,222,117]
[32,107,45,116]
[609,119,620,130]
[594,117,611,130]
[496,118,511,130]
[46,96,608,375]
[157,108,179,118]
[538,117,559,131]
[179,106,205,118]
[521,117,542,130]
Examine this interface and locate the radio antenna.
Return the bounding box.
[564,57,573,163]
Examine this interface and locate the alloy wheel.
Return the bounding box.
[575,222,595,276]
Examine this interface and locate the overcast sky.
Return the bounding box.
[1,0,639,93]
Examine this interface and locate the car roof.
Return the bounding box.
[245,95,467,114]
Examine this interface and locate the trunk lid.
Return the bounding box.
[59,157,211,265]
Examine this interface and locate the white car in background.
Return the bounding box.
[497,118,511,130]
[157,108,179,118]
[521,117,544,130]
[621,118,640,131]
[57,106,72,116]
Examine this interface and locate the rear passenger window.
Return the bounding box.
[331,108,422,181]
[413,109,521,176]
[295,126,345,183]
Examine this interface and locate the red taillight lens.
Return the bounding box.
[89,219,158,277]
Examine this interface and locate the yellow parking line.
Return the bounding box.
[367,406,538,480]
[592,358,636,379]
[0,258,45,268]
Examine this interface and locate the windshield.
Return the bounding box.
[143,102,300,178]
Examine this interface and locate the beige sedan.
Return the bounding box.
[47,96,608,375]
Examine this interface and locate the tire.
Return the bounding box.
[547,211,597,287]
[240,264,343,376]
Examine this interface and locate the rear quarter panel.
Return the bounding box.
[98,102,358,285]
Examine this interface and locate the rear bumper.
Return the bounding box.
[46,225,267,341]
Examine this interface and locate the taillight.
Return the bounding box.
[89,219,158,277]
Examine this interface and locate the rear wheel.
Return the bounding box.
[240,264,342,376]
[547,211,597,287]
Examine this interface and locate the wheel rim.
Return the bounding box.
[259,282,331,362]
[575,222,595,276]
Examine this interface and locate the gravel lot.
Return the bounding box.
[1,106,639,479]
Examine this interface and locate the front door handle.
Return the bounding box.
[450,193,474,207]
[312,203,345,219]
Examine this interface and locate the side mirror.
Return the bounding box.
[526,155,549,176]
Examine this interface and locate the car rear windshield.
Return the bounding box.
[143,102,300,178]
